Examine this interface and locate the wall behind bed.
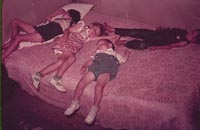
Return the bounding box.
[78,0,200,30]
[2,0,71,43]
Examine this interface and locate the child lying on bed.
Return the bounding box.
[31,22,105,93]
[2,9,81,61]
[64,39,130,124]
[104,23,200,50]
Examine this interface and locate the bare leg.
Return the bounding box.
[64,71,95,116]
[84,73,110,124]
[39,51,75,92]
[39,50,75,76]
[31,54,67,91]
[39,54,66,76]
[2,33,43,61]
[11,18,36,38]
[93,73,110,107]
[2,39,14,50]
[2,19,38,50]
[73,71,95,101]
[56,50,76,77]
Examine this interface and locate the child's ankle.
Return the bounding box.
[91,105,99,111]
[72,100,80,105]
[53,75,62,81]
[36,72,43,77]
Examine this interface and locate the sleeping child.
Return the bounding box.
[2,9,81,62]
[31,21,105,92]
[64,39,130,124]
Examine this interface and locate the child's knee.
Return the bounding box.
[60,55,75,65]
[11,35,21,44]
[96,74,110,85]
[14,35,22,42]
[68,55,76,63]
[95,82,107,91]
[12,18,20,26]
[57,60,64,65]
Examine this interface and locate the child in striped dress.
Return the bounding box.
[31,22,105,92]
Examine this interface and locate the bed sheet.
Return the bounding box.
[5,11,200,130]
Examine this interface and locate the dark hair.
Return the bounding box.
[68,9,81,26]
[195,29,200,44]
[102,39,115,50]
[90,22,106,36]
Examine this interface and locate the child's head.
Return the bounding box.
[96,39,115,50]
[186,29,200,44]
[64,9,81,26]
[87,22,106,38]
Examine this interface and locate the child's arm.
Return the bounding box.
[52,28,70,49]
[46,8,66,21]
[54,23,82,43]
[87,34,120,42]
[53,28,70,42]
[69,21,85,33]
[59,22,81,40]
[149,41,188,50]
[121,49,131,63]
[63,28,70,39]
[80,58,93,75]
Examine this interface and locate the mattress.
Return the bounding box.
[5,11,200,130]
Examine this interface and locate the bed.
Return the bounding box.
[4,10,200,130]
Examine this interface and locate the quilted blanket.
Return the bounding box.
[4,11,200,130]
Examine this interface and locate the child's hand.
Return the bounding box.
[80,66,88,75]
[124,49,131,55]
[122,49,131,63]
[116,40,127,46]
[53,37,66,49]
[46,16,52,21]
[148,46,157,50]
[54,37,63,42]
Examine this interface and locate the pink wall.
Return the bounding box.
[2,0,71,43]
[3,0,200,43]
[78,0,200,30]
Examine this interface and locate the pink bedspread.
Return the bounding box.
[5,11,200,130]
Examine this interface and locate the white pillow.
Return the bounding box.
[61,3,94,19]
